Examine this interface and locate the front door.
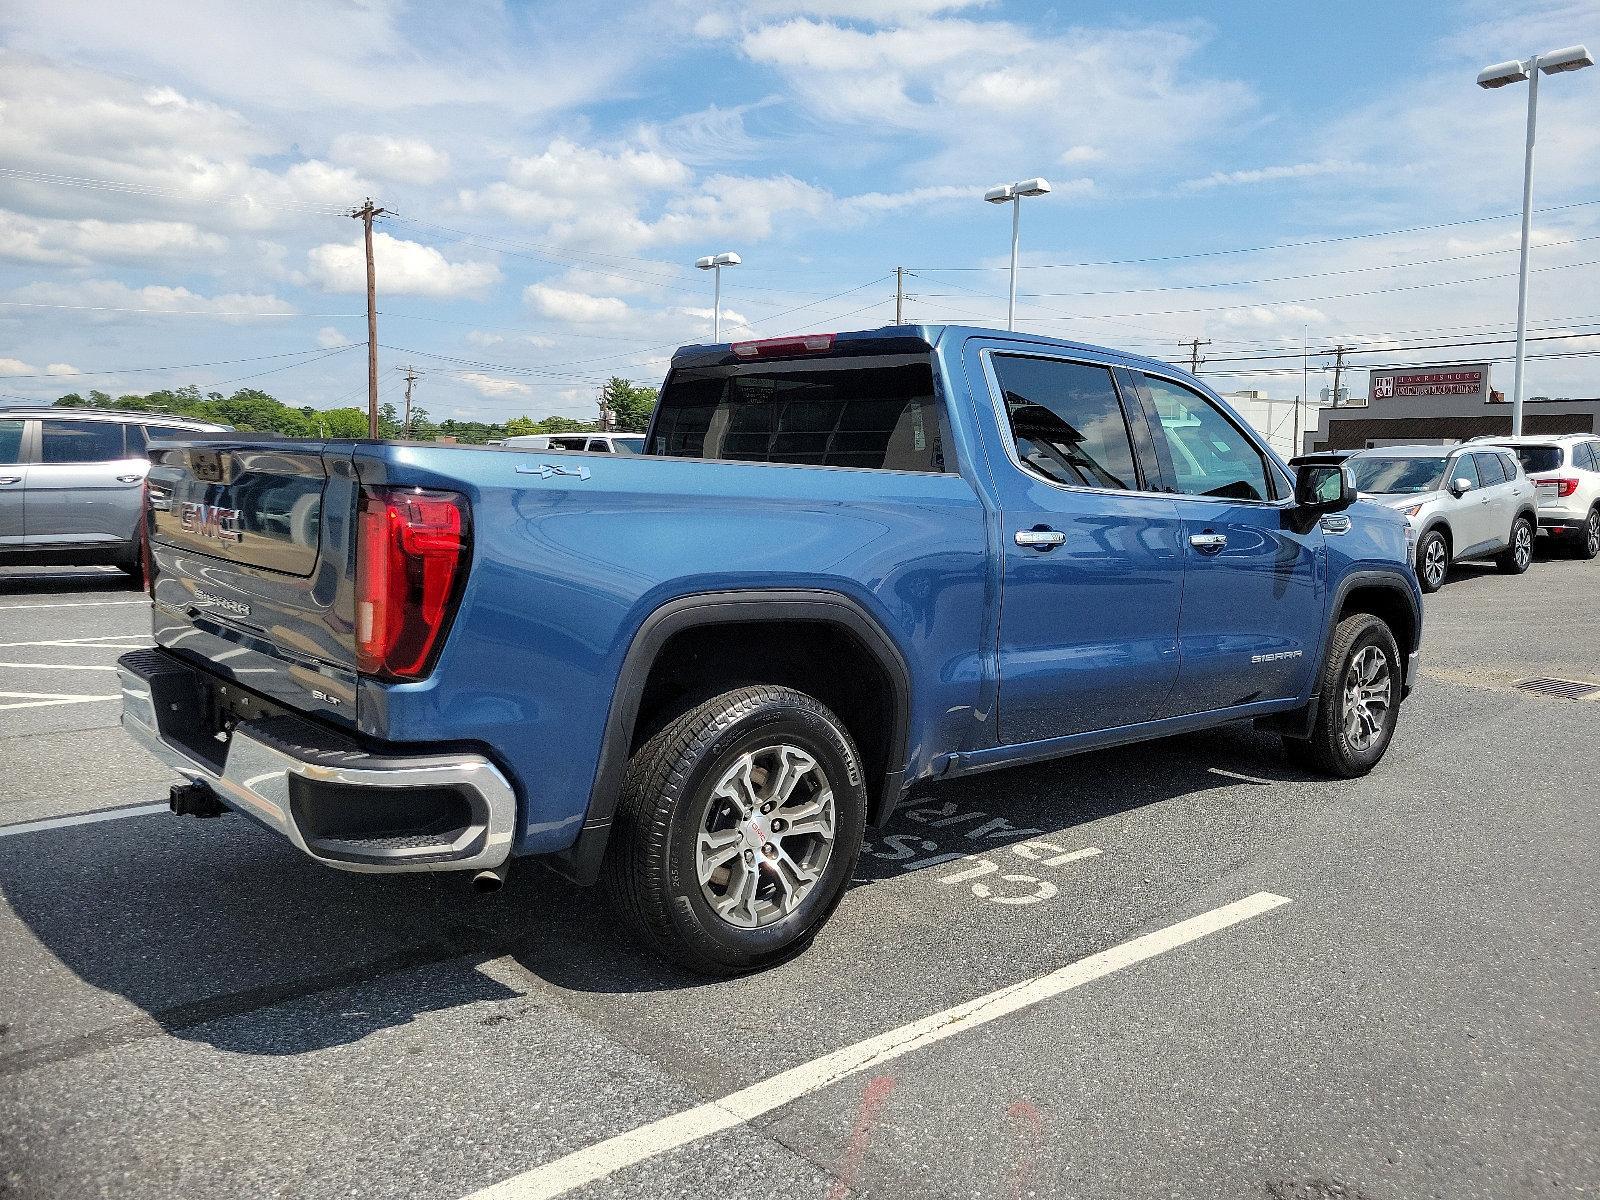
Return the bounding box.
[1470,450,1515,549]
[972,347,1186,744]
[0,418,26,544]
[1133,372,1326,715]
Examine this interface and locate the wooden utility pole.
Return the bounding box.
[397,365,421,438]
[350,197,387,437]
[1186,337,1211,374]
[1329,344,1352,408]
[895,267,905,325]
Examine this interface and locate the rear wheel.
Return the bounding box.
[603,685,867,975]
[1282,613,1402,778]
[1573,508,1600,560]
[1496,515,1534,574]
[1415,529,1449,593]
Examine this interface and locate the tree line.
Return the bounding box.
[54,377,659,444]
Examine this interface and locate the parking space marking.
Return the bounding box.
[0,661,121,672]
[0,636,149,650]
[0,691,120,711]
[463,891,1293,1200]
[0,600,150,611]
[0,803,168,837]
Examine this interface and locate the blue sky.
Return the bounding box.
[1,0,1597,421]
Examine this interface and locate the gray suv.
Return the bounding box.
[1347,444,1538,592]
[0,408,226,576]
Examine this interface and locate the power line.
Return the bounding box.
[907,199,1600,272]
[0,344,363,381]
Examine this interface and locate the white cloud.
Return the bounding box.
[0,358,38,377]
[316,326,350,348]
[303,232,500,297]
[458,372,532,398]
[1182,160,1373,191]
[9,279,296,319]
[524,284,631,323]
[330,134,451,185]
[0,209,228,267]
[45,362,78,375]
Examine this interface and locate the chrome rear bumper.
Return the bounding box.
[117,649,516,874]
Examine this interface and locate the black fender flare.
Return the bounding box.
[1266,567,1422,740]
[548,588,913,885]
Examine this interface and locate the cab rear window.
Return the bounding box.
[649,355,948,472]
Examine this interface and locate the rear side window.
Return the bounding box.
[990,355,1138,489]
[1510,444,1563,473]
[1498,451,1521,480]
[1473,452,1506,485]
[40,419,129,464]
[650,355,947,472]
[1577,442,1600,472]
[0,419,22,464]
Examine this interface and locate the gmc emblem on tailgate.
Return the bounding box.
[180,502,243,543]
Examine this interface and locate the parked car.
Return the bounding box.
[118,326,1421,973]
[1478,434,1600,559]
[502,432,645,454]
[0,407,227,577]
[1346,444,1537,592]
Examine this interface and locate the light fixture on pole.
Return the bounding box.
[695,252,742,342]
[983,178,1051,331]
[1477,44,1593,436]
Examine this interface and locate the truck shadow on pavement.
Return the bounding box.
[0,566,141,597]
[1,723,1318,1064]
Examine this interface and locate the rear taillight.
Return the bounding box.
[1532,476,1580,497]
[355,486,470,681]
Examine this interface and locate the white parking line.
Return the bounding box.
[0,803,168,837]
[0,661,121,672]
[0,600,150,611]
[0,636,149,650]
[463,891,1293,1200]
[0,691,120,711]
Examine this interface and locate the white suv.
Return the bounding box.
[1481,434,1600,559]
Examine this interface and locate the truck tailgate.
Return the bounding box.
[145,436,362,722]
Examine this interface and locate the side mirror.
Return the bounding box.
[1293,462,1356,513]
[1449,477,1474,498]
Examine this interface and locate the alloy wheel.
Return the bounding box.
[1342,644,1392,753]
[1514,522,1533,570]
[696,743,837,929]
[1587,512,1599,557]
[1423,538,1447,589]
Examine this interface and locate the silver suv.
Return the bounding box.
[1347,444,1538,592]
[1480,434,1600,560]
[0,407,226,576]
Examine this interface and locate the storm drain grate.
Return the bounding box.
[1515,677,1600,700]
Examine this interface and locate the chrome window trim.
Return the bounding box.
[976,347,1165,501]
[972,347,1295,511]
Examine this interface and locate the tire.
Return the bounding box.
[1415,528,1449,593]
[1281,613,1402,778]
[1573,508,1600,560]
[602,685,867,975]
[1496,515,1534,574]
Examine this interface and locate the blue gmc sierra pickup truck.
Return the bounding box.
[118,325,1421,973]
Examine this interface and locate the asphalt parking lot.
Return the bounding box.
[2,555,1597,1199]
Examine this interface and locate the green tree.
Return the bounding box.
[602,377,657,432]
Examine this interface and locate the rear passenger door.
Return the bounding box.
[975,348,1186,743]
[1471,450,1516,548]
[0,417,28,544]
[1132,372,1325,716]
[27,419,146,545]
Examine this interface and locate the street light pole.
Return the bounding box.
[983,178,1051,332]
[1478,44,1593,436]
[695,252,742,342]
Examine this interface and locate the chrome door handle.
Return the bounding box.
[116,474,143,483]
[1015,528,1066,550]
[1189,532,1228,554]
[0,476,20,485]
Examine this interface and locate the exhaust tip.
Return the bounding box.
[471,867,506,894]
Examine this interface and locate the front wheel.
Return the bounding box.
[1282,613,1402,778]
[1496,515,1534,574]
[1415,529,1449,593]
[603,685,867,975]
